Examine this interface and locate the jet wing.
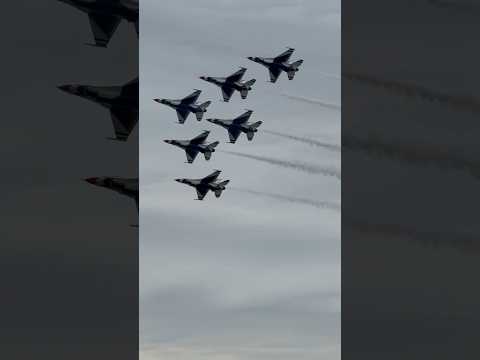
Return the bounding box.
[110,107,138,141]
[269,67,282,83]
[274,48,294,63]
[88,13,122,47]
[201,170,221,184]
[196,187,208,200]
[190,131,209,145]
[228,128,242,143]
[226,68,246,83]
[185,148,199,163]
[233,110,253,125]
[176,109,190,124]
[221,86,235,102]
[181,90,201,105]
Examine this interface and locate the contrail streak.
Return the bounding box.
[220,150,341,180]
[344,72,480,113]
[343,134,480,179]
[347,220,480,255]
[264,130,341,153]
[281,94,341,111]
[231,187,340,212]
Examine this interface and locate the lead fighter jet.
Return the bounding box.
[85,177,139,211]
[58,77,138,141]
[247,48,303,83]
[175,170,230,200]
[206,110,262,143]
[153,89,211,124]
[57,0,139,47]
[164,130,219,164]
[199,67,256,102]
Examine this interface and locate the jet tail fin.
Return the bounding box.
[204,142,219,161]
[217,180,230,187]
[195,101,211,121]
[198,101,211,111]
[244,79,256,87]
[250,121,263,129]
[288,60,303,80]
[290,59,304,69]
[207,141,220,150]
[214,181,230,198]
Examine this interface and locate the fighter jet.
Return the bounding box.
[206,110,262,144]
[57,0,139,47]
[58,77,138,141]
[164,130,219,164]
[199,67,256,102]
[153,89,211,124]
[85,177,138,211]
[247,47,304,83]
[175,170,230,200]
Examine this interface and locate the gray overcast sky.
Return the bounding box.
[140,1,340,359]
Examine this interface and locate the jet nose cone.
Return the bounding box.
[84,177,98,185]
[174,178,182,183]
[199,76,207,80]
[247,56,254,60]
[164,140,172,144]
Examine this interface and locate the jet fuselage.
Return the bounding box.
[164,140,213,155]
[249,57,296,72]
[207,119,258,133]
[158,99,204,114]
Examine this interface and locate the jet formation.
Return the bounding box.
[153,89,211,124]
[248,47,304,83]
[175,170,230,200]
[57,0,139,47]
[206,110,262,144]
[200,67,256,102]
[158,48,303,201]
[164,131,219,164]
[58,77,139,141]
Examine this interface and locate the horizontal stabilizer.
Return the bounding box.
[291,59,303,69]
[198,101,211,111]
[207,141,220,150]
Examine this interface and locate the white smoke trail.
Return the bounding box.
[281,94,341,111]
[231,187,340,212]
[264,130,341,153]
[221,150,341,180]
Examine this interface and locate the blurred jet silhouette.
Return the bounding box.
[175,170,230,200]
[164,130,219,163]
[206,110,262,143]
[248,47,303,83]
[57,0,139,47]
[58,78,138,141]
[153,89,211,124]
[85,177,138,211]
[199,67,256,102]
